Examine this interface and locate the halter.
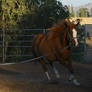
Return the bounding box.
[66,27,75,47]
[46,23,78,48]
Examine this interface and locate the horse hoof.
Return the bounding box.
[73,79,80,86]
[56,74,60,79]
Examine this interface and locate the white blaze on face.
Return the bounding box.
[72,28,78,46]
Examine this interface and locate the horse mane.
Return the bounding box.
[48,19,69,32]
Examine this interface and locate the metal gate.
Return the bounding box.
[0,27,86,63]
[0,29,46,63]
[72,25,86,62]
[85,24,92,62]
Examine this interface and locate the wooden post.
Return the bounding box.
[43,29,46,34]
[2,29,5,63]
[2,3,5,63]
[84,24,87,62]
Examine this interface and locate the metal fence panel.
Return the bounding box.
[0,28,85,63]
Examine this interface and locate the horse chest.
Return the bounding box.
[55,46,72,60]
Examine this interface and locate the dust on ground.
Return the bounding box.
[0,61,92,92]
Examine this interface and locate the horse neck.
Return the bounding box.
[47,29,67,47]
[59,29,68,47]
[47,25,68,45]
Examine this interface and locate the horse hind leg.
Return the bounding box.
[32,34,51,80]
[32,46,51,80]
[53,66,60,79]
[41,57,51,80]
[43,57,60,80]
[45,71,51,80]
[49,63,60,79]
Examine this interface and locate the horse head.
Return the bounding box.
[48,19,79,47]
[65,19,80,47]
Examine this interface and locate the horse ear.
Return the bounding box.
[64,21,68,27]
[64,19,70,27]
[76,19,80,26]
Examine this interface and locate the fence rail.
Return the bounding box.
[0,28,86,63]
[0,45,33,48]
[6,40,33,43]
[7,54,33,58]
[6,34,34,37]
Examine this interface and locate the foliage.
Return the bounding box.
[0,0,69,29]
[19,0,69,28]
[90,8,92,17]
[77,8,89,17]
[71,7,75,17]
[0,0,69,62]
[1,0,29,29]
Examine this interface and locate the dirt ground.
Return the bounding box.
[0,61,92,92]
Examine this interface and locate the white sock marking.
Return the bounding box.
[69,74,74,81]
[45,72,51,80]
[53,66,60,78]
[73,79,80,86]
[69,74,80,86]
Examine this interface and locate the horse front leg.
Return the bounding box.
[69,73,80,86]
[67,57,80,86]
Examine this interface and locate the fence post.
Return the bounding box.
[2,29,5,63]
[84,24,87,62]
[43,29,46,34]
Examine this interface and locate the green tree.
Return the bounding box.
[0,0,69,62]
[0,0,30,62]
[77,8,89,17]
[71,7,75,17]
[67,5,71,17]
[1,0,29,29]
[0,0,69,29]
[90,8,92,17]
[20,0,69,28]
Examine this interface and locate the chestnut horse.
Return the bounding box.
[32,20,80,86]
